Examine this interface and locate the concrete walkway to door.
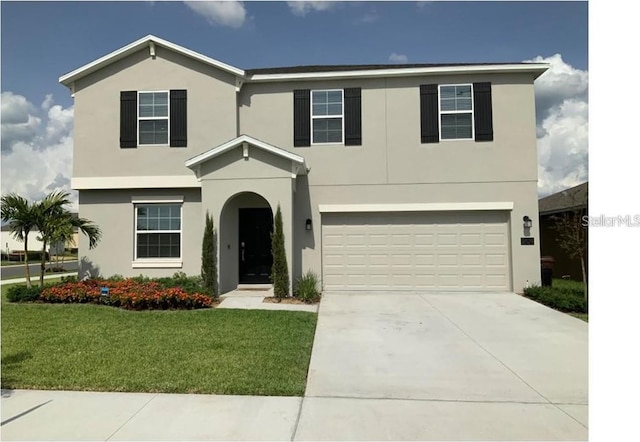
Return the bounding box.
[295,292,588,441]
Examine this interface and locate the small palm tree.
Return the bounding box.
[35,191,101,287]
[1,194,38,287]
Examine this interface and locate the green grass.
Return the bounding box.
[551,278,585,290]
[1,283,318,396]
[1,261,27,267]
[569,312,589,322]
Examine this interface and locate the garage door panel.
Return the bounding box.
[322,211,510,292]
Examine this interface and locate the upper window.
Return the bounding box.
[439,85,473,140]
[138,92,169,145]
[135,204,181,259]
[311,90,344,144]
[420,82,492,144]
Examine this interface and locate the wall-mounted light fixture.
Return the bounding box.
[305,218,312,231]
[523,215,533,229]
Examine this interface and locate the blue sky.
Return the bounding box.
[3,1,588,110]
[1,0,589,205]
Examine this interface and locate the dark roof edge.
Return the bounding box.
[246,62,536,75]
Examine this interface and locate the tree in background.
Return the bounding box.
[1,194,38,287]
[201,211,218,298]
[552,207,588,310]
[270,204,289,300]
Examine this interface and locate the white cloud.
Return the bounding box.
[184,1,246,28]
[45,104,74,144]
[1,91,41,152]
[528,55,589,197]
[389,53,408,63]
[287,1,338,16]
[41,94,54,111]
[0,93,78,210]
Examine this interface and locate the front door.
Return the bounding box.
[239,208,273,284]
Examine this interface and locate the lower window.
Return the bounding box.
[135,204,181,259]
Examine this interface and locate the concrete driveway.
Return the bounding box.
[295,292,588,441]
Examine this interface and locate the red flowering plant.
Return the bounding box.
[39,278,213,310]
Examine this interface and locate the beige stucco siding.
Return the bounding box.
[73,46,238,179]
[77,188,202,278]
[239,73,538,186]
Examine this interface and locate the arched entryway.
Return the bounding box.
[219,192,273,290]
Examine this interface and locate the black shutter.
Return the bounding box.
[293,89,311,147]
[344,87,362,146]
[473,82,493,142]
[420,84,439,143]
[120,91,137,148]
[170,89,187,147]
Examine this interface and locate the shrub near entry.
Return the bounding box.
[295,271,321,303]
[39,279,213,310]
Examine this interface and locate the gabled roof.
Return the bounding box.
[59,35,548,89]
[59,35,245,87]
[539,182,588,216]
[185,134,307,175]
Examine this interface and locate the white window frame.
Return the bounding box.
[137,90,170,146]
[438,84,474,141]
[132,197,183,268]
[310,89,344,145]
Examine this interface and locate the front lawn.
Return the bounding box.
[1,283,318,396]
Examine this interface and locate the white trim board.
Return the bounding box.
[72,175,201,190]
[318,202,514,213]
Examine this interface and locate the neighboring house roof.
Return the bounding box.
[539,182,588,216]
[59,35,549,90]
[185,134,308,175]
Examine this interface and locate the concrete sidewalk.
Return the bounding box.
[1,389,302,441]
[0,272,77,285]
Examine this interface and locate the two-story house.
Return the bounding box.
[59,35,547,294]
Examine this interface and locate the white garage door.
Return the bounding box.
[322,211,511,292]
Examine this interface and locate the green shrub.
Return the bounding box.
[523,285,586,313]
[6,285,43,302]
[61,275,78,283]
[154,272,206,295]
[270,204,290,299]
[39,278,212,310]
[295,271,321,303]
[201,211,218,298]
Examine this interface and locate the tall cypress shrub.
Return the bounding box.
[270,204,289,299]
[201,211,218,298]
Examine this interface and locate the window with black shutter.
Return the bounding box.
[293,89,311,147]
[294,88,362,146]
[420,84,439,143]
[120,91,137,148]
[420,83,494,143]
[170,89,187,147]
[344,87,362,146]
[473,82,493,142]
[120,90,187,147]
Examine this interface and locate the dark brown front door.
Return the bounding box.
[239,208,273,284]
